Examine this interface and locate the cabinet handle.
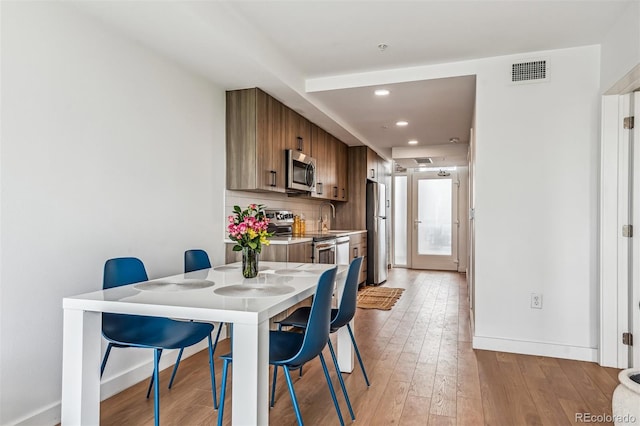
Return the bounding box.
[270,170,277,187]
[354,247,358,258]
[370,168,375,179]
[317,182,323,195]
[333,186,338,198]
[342,188,346,199]
[296,136,303,152]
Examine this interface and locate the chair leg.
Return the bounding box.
[153,349,161,426]
[168,348,184,389]
[100,343,113,378]
[217,359,231,426]
[327,340,355,420]
[147,349,163,399]
[270,365,278,408]
[207,334,218,409]
[282,367,304,426]
[347,323,370,386]
[319,353,345,426]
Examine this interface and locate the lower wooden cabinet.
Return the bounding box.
[225,242,313,264]
[287,242,313,263]
[349,232,367,285]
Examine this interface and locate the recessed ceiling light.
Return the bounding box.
[374,89,390,96]
[396,121,408,127]
[408,140,418,145]
[449,137,460,144]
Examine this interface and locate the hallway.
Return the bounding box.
[100,268,620,425]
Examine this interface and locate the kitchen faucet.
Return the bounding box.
[318,202,335,232]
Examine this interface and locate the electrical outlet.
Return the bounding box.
[531,293,542,309]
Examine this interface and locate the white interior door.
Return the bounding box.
[410,171,459,270]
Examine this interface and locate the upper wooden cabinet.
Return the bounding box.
[366,148,382,182]
[335,146,389,230]
[311,125,348,202]
[310,124,328,198]
[227,87,347,200]
[227,88,286,193]
[286,109,311,154]
[335,140,348,201]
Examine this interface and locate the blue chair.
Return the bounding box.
[163,249,224,391]
[216,267,345,426]
[273,257,368,420]
[184,249,211,273]
[100,257,218,426]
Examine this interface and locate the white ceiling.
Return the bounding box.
[74,1,632,166]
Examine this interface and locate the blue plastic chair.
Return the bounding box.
[162,249,225,391]
[100,257,218,426]
[216,267,345,426]
[273,257,368,420]
[184,249,211,273]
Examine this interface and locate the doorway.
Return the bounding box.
[411,170,459,270]
[393,167,467,272]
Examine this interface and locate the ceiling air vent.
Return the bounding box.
[511,60,548,83]
[415,157,433,164]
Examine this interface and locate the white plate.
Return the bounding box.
[134,279,215,292]
[213,284,296,298]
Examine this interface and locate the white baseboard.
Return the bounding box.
[13,338,217,426]
[473,335,598,362]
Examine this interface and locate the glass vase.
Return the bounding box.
[242,247,259,278]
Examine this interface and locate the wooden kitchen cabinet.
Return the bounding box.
[326,134,339,200]
[336,140,348,201]
[226,88,286,193]
[311,124,349,202]
[311,124,330,199]
[366,147,381,182]
[287,242,313,263]
[349,232,367,285]
[285,109,312,154]
[335,146,389,230]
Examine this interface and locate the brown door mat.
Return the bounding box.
[356,286,405,310]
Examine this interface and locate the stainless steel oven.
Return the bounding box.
[313,237,336,264]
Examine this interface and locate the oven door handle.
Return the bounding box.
[315,243,336,250]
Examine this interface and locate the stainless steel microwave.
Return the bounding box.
[286,149,316,193]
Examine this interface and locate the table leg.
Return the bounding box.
[61,309,101,425]
[232,320,269,425]
[336,319,355,373]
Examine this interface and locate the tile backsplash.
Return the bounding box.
[226,190,336,232]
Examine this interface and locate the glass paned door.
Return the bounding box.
[411,171,459,270]
[417,179,452,256]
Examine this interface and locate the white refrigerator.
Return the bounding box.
[366,181,387,285]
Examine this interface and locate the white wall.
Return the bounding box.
[473,46,601,360]
[0,3,226,424]
[600,0,640,92]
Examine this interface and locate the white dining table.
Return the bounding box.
[61,261,351,425]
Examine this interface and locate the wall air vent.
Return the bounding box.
[415,157,433,164]
[511,60,548,84]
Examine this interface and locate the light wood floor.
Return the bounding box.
[100,269,620,425]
